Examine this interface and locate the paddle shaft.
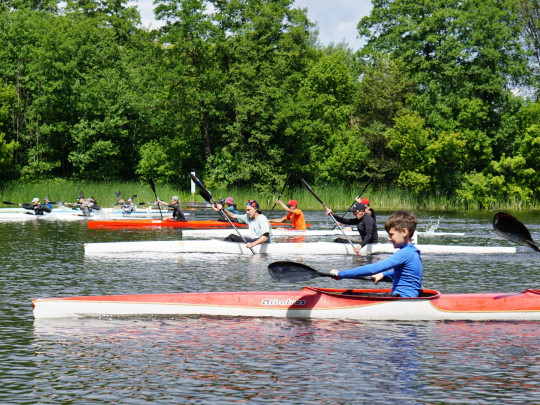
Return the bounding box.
[148,179,163,220]
[300,178,358,252]
[268,261,375,283]
[190,173,255,253]
[268,172,291,218]
[341,175,374,217]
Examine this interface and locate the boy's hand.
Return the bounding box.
[329,269,341,280]
[372,273,384,284]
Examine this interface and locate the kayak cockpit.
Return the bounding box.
[305,286,441,300]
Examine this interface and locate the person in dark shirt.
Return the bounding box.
[157,196,186,221]
[325,202,378,254]
[20,197,52,216]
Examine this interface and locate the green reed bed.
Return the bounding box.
[0,180,536,211]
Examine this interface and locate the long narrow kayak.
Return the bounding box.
[87,218,310,229]
[84,239,516,255]
[32,287,540,320]
[181,229,465,238]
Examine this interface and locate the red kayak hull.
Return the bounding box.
[88,218,310,229]
[33,287,540,320]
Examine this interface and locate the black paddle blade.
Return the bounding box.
[199,189,211,203]
[268,261,331,282]
[149,179,157,194]
[2,201,16,205]
[493,212,539,252]
[190,173,215,203]
[131,194,137,200]
[78,186,85,199]
[115,191,121,199]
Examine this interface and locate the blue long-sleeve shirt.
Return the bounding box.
[337,244,422,297]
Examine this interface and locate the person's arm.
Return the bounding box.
[246,234,269,248]
[331,250,405,279]
[276,200,294,213]
[213,203,237,220]
[269,215,287,224]
[332,212,359,225]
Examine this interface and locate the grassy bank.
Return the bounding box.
[0,180,537,211]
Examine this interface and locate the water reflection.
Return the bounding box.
[1,212,540,404]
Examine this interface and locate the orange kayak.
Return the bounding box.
[88,218,310,229]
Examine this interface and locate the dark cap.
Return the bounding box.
[347,202,366,212]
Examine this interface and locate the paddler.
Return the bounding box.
[118,197,137,213]
[19,197,52,215]
[325,201,378,254]
[330,210,422,298]
[43,197,53,210]
[269,199,306,230]
[157,196,186,221]
[223,196,238,214]
[213,199,273,248]
[358,197,376,220]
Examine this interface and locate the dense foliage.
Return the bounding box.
[0,0,538,208]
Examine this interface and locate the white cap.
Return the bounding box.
[172,196,179,202]
[32,198,39,203]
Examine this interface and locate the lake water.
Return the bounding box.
[1,210,539,404]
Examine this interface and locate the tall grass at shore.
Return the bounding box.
[1,180,536,210]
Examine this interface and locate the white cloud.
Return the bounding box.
[131,0,373,49]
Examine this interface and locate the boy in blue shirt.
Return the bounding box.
[330,210,422,298]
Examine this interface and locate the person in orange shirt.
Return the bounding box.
[269,199,306,230]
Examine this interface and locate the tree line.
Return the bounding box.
[0,0,538,208]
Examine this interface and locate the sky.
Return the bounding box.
[130,0,373,50]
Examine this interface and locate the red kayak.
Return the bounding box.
[88,218,311,229]
[32,287,540,320]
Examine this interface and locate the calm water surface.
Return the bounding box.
[1,210,539,404]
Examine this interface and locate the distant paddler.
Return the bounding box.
[118,197,137,214]
[212,199,273,249]
[156,196,186,221]
[43,197,53,210]
[221,196,239,214]
[19,197,52,216]
[269,199,306,230]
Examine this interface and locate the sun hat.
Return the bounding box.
[287,199,298,207]
[347,202,366,212]
[225,197,234,204]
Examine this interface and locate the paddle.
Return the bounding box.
[493,212,539,252]
[3,200,62,206]
[78,186,85,199]
[149,179,163,220]
[301,178,359,253]
[268,261,374,283]
[267,172,291,219]
[341,175,374,217]
[190,173,255,254]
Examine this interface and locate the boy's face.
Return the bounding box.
[387,227,409,248]
[246,205,258,218]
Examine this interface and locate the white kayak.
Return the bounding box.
[84,239,516,255]
[0,207,186,221]
[181,229,465,238]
